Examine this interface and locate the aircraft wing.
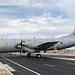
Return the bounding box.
[36,41,58,50]
[16,40,58,53]
[26,41,58,50]
[29,41,59,53]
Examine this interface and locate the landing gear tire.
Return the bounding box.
[27,53,31,57]
[36,54,41,58]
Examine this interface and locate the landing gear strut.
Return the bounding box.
[27,53,31,57]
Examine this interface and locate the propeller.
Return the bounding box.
[15,43,22,49]
[16,35,25,55]
[15,34,26,49]
[16,40,26,49]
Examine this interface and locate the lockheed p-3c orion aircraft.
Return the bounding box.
[0,28,75,58]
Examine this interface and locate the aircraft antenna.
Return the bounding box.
[21,34,22,40]
[20,34,22,55]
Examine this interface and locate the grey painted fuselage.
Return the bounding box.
[0,28,75,53]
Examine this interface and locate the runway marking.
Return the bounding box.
[22,59,26,60]
[2,56,41,75]
[0,62,13,75]
[4,64,16,72]
[49,57,75,61]
[67,62,75,65]
[44,64,55,67]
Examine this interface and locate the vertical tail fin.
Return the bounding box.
[65,28,75,38]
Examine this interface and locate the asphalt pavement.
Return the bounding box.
[0,53,75,75]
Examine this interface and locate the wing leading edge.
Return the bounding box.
[25,41,58,50]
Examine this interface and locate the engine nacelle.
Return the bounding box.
[24,47,35,53]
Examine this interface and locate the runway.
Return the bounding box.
[0,54,75,75]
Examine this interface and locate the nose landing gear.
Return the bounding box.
[27,53,31,57]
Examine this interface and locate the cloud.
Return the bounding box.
[0,0,29,6]
[0,0,75,49]
[0,11,73,39]
[0,8,15,13]
[0,0,74,18]
[0,0,74,39]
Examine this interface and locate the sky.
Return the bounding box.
[0,0,75,39]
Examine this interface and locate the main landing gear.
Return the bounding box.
[36,54,41,58]
[27,53,41,58]
[27,53,31,57]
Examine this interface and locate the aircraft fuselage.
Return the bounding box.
[0,37,75,53]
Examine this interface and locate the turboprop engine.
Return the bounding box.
[24,47,35,53]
